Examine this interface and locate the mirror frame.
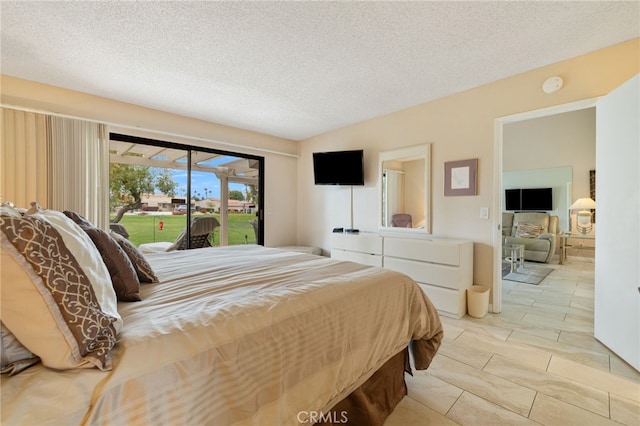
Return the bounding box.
[378,143,431,236]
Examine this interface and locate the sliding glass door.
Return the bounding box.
[109,134,263,249]
[190,149,261,246]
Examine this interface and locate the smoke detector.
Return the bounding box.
[542,76,564,94]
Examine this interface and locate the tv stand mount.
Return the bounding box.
[345,185,359,233]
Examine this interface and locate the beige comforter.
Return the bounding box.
[1,245,442,425]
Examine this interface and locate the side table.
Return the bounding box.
[559,233,595,264]
[504,243,525,273]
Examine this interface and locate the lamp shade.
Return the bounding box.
[569,198,596,210]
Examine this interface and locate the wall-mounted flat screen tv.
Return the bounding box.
[505,187,552,211]
[505,189,521,211]
[313,149,364,186]
[521,188,553,211]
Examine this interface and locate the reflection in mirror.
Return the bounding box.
[382,159,425,227]
[379,144,431,235]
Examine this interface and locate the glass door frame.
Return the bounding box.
[109,132,264,247]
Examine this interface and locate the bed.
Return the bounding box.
[1,207,443,425]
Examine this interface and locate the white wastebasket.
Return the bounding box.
[467,285,490,318]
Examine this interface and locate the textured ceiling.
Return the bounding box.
[1,1,638,141]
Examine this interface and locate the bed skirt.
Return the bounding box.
[317,348,409,426]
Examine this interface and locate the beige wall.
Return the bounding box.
[504,107,595,200]
[0,76,300,247]
[297,38,639,290]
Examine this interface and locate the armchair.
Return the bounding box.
[391,213,412,228]
[502,212,560,263]
[139,216,220,254]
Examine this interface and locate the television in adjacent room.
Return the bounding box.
[521,187,553,211]
[313,149,365,186]
[505,187,553,211]
[505,189,521,211]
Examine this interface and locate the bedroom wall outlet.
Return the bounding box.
[480,207,489,219]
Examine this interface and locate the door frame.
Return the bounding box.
[491,97,599,312]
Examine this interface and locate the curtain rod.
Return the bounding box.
[1,103,299,158]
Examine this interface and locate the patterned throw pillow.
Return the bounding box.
[0,215,119,370]
[110,231,159,283]
[23,208,122,331]
[515,223,543,238]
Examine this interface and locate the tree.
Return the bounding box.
[155,170,177,197]
[244,184,258,204]
[109,164,177,223]
[229,190,244,201]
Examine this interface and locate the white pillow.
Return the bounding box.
[27,209,122,334]
[0,206,21,217]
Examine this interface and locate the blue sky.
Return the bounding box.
[170,170,246,200]
[147,154,251,200]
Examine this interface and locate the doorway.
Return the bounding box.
[492,98,598,312]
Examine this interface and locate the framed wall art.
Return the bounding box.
[444,158,478,196]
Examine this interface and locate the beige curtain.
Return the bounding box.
[1,109,109,228]
[1,108,51,208]
[49,116,109,229]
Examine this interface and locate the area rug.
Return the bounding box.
[502,262,553,285]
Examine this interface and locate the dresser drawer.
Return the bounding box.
[384,237,461,266]
[331,249,383,267]
[383,257,459,290]
[332,233,383,255]
[417,283,464,319]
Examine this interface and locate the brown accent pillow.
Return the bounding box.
[110,231,159,283]
[515,223,543,238]
[1,215,118,370]
[63,211,141,302]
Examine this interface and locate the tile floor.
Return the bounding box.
[385,258,640,425]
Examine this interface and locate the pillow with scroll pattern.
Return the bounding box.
[0,214,119,370]
[23,206,122,331]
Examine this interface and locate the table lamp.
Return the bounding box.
[569,198,596,234]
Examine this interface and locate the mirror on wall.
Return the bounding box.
[378,144,431,235]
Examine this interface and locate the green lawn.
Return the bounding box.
[111,213,257,247]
